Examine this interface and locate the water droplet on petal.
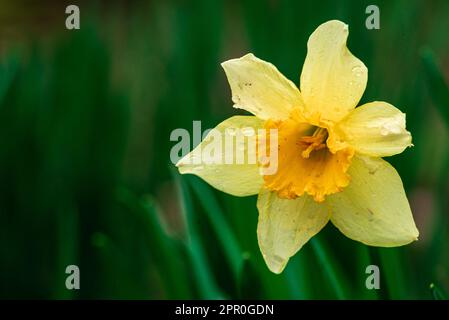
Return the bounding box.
[227,128,236,136]
[241,127,255,136]
[351,66,363,77]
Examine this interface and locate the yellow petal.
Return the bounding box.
[222,53,304,120]
[328,101,412,157]
[300,20,368,124]
[176,116,264,197]
[257,189,330,273]
[328,156,419,246]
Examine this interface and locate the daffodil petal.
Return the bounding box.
[328,156,419,246]
[257,189,330,273]
[300,20,368,123]
[330,101,412,157]
[222,53,304,120]
[176,116,264,197]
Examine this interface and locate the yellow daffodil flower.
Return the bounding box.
[176,20,419,274]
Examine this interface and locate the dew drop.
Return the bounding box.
[351,66,363,77]
[227,128,237,136]
[241,127,255,136]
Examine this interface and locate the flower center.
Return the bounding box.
[298,127,329,158]
[258,111,354,202]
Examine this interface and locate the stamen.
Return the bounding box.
[298,127,329,158]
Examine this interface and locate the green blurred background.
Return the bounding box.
[1,0,449,299]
